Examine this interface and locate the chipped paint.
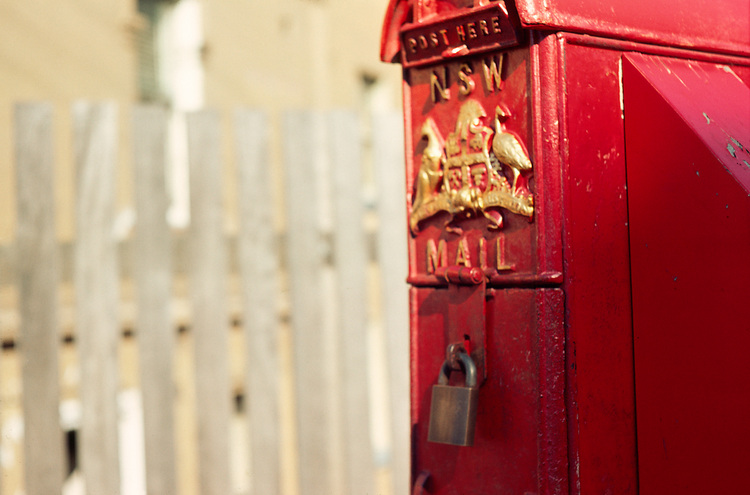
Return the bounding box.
[730,137,744,151]
[715,64,746,84]
[618,58,624,118]
[672,71,687,87]
[727,143,737,158]
[702,112,711,124]
[743,160,750,170]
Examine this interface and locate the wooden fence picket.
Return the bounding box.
[73,101,122,495]
[328,110,376,495]
[373,110,411,495]
[283,110,342,495]
[132,105,178,495]
[186,110,233,495]
[14,102,65,495]
[234,109,282,495]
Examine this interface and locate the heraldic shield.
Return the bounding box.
[410,99,534,234]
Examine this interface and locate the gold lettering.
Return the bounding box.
[430,68,450,103]
[430,32,440,47]
[408,38,418,53]
[456,25,466,43]
[418,35,429,49]
[467,22,477,39]
[496,235,513,270]
[479,20,489,36]
[492,16,502,33]
[439,29,450,44]
[458,63,475,97]
[426,239,447,273]
[482,54,504,92]
[479,238,488,267]
[456,238,471,267]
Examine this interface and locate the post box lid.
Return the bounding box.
[515,0,750,56]
[381,0,750,63]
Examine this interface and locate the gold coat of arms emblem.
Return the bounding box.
[411,99,534,234]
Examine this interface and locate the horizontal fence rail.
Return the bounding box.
[0,101,408,495]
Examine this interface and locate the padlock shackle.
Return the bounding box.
[438,351,477,388]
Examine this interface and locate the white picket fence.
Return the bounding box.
[0,102,409,495]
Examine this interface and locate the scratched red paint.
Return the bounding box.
[624,53,750,494]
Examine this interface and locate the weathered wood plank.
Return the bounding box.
[328,110,376,495]
[14,102,65,495]
[132,105,177,495]
[186,110,232,495]
[373,111,410,495]
[283,111,340,495]
[72,101,122,495]
[234,109,282,495]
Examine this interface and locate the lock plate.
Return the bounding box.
[445,271,486,382]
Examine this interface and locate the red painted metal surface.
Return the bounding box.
[383,1,750,494]
[411,287,565,494]
[624,53,750,494]
[560,40,638,495]
[514,0,750,57]
[399,24,566,490]
[381,1,750,65]
[558,38,750,495]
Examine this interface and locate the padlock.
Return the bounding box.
[427,350,479,446]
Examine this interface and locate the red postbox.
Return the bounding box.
[381,1,750,493]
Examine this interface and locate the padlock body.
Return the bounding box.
[427,383,479,446]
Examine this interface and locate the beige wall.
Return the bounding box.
[0,0,402,243]
[202,0,401,111]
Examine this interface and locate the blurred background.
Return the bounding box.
[0,1,408,494]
